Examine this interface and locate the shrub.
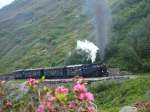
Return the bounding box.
[0,77,97,112]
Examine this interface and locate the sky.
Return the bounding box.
[0,0,15,9]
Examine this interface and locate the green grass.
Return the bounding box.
[0,0,149,74]
[89,74,150,112]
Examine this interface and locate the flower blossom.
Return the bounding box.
[45,101,54,111]
[87,106,96,112]
[5,101,12,108]
[27,78,37,88]
[73,83,87,93]
[37,104,45,112]
[79,92,94,102]
[68,101,77,109]
[55,86,68,94]
[37,94,55,112]
[46,93,56,102]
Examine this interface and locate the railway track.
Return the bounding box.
[44,75,136,84]
[41,75,137,88]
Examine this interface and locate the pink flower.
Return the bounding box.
[85,92,94,101]
[79,92,94,102]
[73,83,87,93]
[46,93,56,102]
[5,101,12,108]
[27,78,37,87]
[37,104,45,112]
[46,101,54,111]
[87,106,96,112]
[38,99,54,112]
[48,96,56,102]
[55,86,68,94]
[79,93,85,100]
[68,101,77,109]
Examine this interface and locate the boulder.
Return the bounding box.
[3,81,28,101]
[119,106,138,112]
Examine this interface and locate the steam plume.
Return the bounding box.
[76,40,99,63]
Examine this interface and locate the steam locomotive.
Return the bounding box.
[0,64,109,80]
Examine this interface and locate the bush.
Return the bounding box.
[106,43,142,72]
[0,77,97,112]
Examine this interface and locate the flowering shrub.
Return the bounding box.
[73,83,87,93]
[27,78,38,88]
[0,77,97,112]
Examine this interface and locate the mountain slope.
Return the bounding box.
[0,0,93,73]
[107,0,150,71]
[0,0,150,74]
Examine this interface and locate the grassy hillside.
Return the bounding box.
[106,0,150,72]
[0,0,149,74]
[89,74,150,112]
[0,0,92,74]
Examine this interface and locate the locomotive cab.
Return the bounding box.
[90,64,109,77]
[98,64,109,77]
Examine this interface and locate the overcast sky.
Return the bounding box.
[0,0,15,9]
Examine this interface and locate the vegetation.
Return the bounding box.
[0,1,149,111]
[0,0,89,74]
[0,77,96,112]
[106,0,150,72]
[0,0,149,74]
[89,74,150,112]
[1,75,150,112]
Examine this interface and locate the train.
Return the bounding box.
[0,64,109,80]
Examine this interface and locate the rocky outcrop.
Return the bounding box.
[119,106,138,112]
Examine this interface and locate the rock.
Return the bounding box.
[119,106,138,112]
[4,81,28,101]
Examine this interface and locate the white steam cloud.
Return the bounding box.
[76,40,99,63]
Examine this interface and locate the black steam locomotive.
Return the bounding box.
[0,64,109,80]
